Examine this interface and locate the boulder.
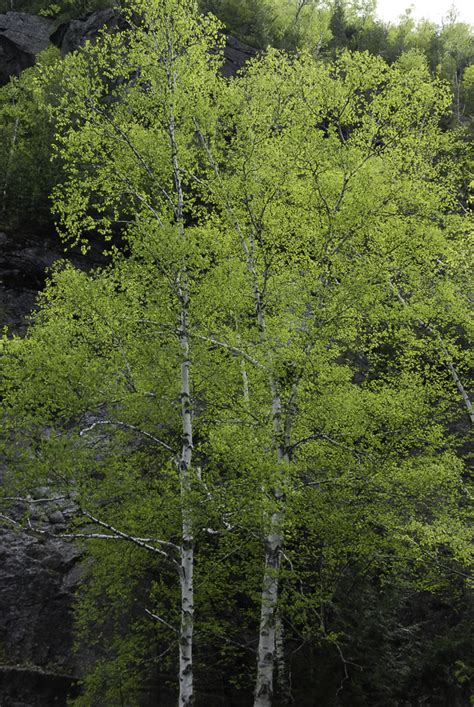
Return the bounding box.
[0,12,53,85]
[0,12,53,55]
[51,8,128,57]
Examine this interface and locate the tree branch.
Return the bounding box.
[190,332,266,369]
[289,431,365,461]
[80,510,180,562]
[85,98,176,214]
[391,281,473,425]
[145,608,179,633]
[79,419,176,453]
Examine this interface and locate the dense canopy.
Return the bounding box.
[0,1,472,705]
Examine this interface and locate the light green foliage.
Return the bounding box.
[1,1,472,702]
[0,46,60,227]
[46,0,223,247]
[202,48,472,666]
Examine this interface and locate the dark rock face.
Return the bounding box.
[221,33,257,77]
[0,465,83,704]
[0,520,81,706]
[0,230,58,334]
[0,667,75,707]
[0,230,106,705]
[51,8,128,57]
[0,12,53,85]
[0,230,107,334]
[0,33,34,86]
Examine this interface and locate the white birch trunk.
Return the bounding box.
[254,439,288,707]
[255,509,284,707]
[253,274,289,707]
[166,40,195,704]
[178,301,194,706]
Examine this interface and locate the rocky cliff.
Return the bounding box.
[0,230,106,706]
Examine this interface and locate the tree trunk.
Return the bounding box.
[167,37,195,702]
[454,71,460,125]
[254,327,290,705]
[254,439,289,706]
[255,510,283,707]
[177,299,194,706]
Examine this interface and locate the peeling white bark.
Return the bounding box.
[255,434,288,707]
[252,258,289,707]
[177,299,195,707]
[255,510,283,707]
[167,36,195,703]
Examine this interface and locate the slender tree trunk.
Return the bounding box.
[255,440,289,706]
[178,298,194,706]
[166,40,195,703]
[174,219,195,707]
[454,70,461,126]
[252,269,290,707]
[255,509,284,706]
[237,330,250,402]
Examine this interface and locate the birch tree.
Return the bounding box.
[2,2,227,703]
[0,6,471,705]
[197,48,473,704]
